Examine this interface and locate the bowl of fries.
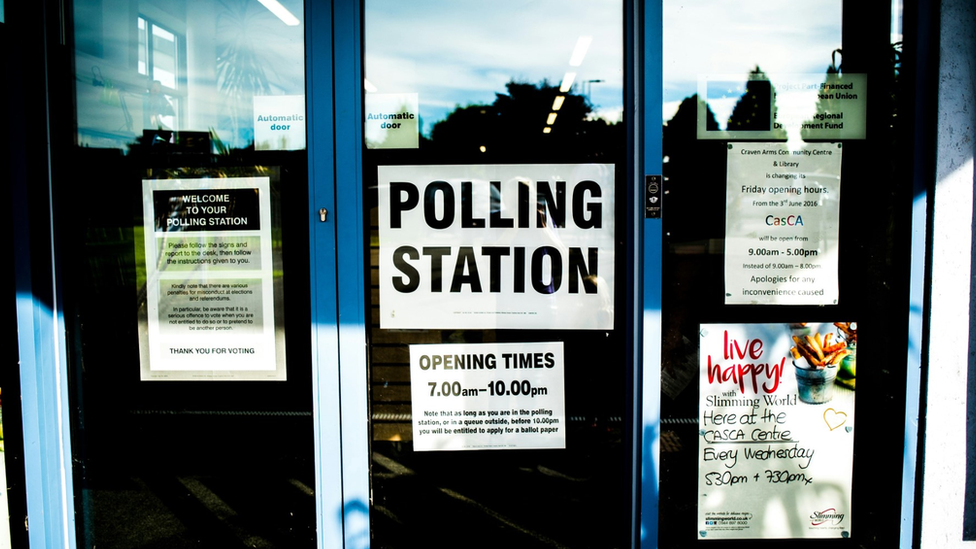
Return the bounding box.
[791,331,850,404]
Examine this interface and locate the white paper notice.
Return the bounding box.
[139,177,283,380]
[378,164,614,330]
[410,342,566,451]
[697,73,867,141]
[698,323,855,540]
[253,95,306,151]
[725,143,842,305]
[365,93,420,149]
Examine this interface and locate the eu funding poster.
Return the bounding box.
[138,177,284,381]
[698,322,856,539]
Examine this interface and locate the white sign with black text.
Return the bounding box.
[410,342,566,451]
[139,177,283,380]
[725,143,842,305]
[378,164,615,330]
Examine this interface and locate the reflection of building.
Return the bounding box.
[5,0,976,547]
[75,1,305,150]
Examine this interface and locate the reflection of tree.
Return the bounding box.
[660,95,726,385]
[216,0,274,147]
[662,95,726,242]
[727,66,786,138]
[801,51,843,141]
[800,46,901,142]
[426,81,620,163]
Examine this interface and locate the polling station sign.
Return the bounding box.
[378,164,615,330]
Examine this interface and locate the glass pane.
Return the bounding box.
[138,17,147,75]
[64,0,313,546]
[151,23,177,89]
[660,0,913,545]
[364,2,630,547]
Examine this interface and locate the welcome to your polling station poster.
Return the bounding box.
[138,176,285,381]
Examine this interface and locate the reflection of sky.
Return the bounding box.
[71,0,852,146]
[663,0,842,121]
[364,0,623,136]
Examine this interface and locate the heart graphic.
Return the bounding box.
[845,426,853,433]
[823,408,848,431]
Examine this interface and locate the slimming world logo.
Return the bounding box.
[810,508,845,526]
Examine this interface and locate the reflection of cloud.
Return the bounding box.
[365,0,623,134]
[664,0,842,102]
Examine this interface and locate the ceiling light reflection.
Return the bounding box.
[546,113,557,125]
[257,0,301,26]
[543,127,552,134]
[551,96,565,111]
[559,72,576,93]
[568,36,592,66]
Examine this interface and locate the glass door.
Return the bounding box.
[359,1,639,547]
[58,0,317,546]
[656,0,917,546]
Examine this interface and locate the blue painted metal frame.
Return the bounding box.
[323,2,663,547]
[306,1,348,548]
[327,1,660,547]
[10,0,77,544]
[626,0,643,542]
[14,205,77,549]
[7,1,668,547]
[640,0,663,547]
[330,1,373,546]
[900,1,938,543]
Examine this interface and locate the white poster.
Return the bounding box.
[253,95,306,151]
[698,322,856,540]
[697,73,867,141]
[409,342,566,451]
[365,93,420,149]
[139,177,284,380]
[725,143,842,305]
[378,164,614,330]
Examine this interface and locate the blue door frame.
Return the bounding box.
[6,0,661,546]
[320,1,659,547]
[10,0,929,547]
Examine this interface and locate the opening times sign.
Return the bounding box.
[698,323,855,540]
[139,177,282,380]
[725,143,842,305]
[410,342,566,451]
[378,164,615,330]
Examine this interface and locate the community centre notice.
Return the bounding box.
[377,164,615,330]
[139,177,284,380]
[725,143,842,305]
[698,322,856,539]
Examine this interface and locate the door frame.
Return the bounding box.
[318,1,657,547]
[7,0,935,547]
